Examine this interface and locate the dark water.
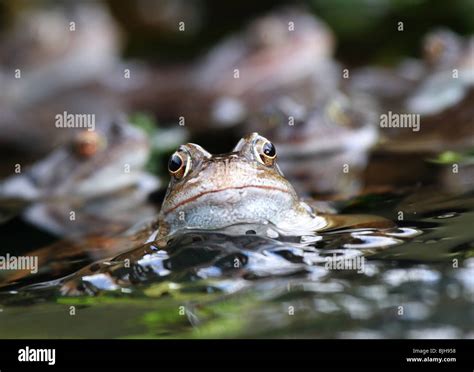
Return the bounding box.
[0,190,473,339]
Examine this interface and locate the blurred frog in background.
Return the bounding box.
[0,1,124,166]
[350,29,474,154]
[0,118,159,237]
[0,2,121,106]
[247,88,378,198]
[348,29,474,193]
[126,7,338,130]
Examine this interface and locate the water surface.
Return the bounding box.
[1,190,473,339]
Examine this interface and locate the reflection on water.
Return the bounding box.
[0,192,473,338]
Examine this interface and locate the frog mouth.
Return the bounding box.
[163,184,291,214]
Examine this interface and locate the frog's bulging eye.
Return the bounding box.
[73,131,103,158]
[256,140,277,166]
[168,152,187,179]
[263,141,276,157]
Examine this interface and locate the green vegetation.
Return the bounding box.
[430,149,474,165]
[129,112,188,176]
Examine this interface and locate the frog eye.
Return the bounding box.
[255,140,277,166]
[168,152,188,179]
[73,131,103,158]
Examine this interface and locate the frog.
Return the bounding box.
[0,118,159,237]
[349,29,474,154]
[348,29,474,192]
[126,7,337,130]
[155,132,328,241]
[0,2,123,164]
[421,28,473,72]
[347,29,473,116]
[246,89,379,197]
[403,29,474,132]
